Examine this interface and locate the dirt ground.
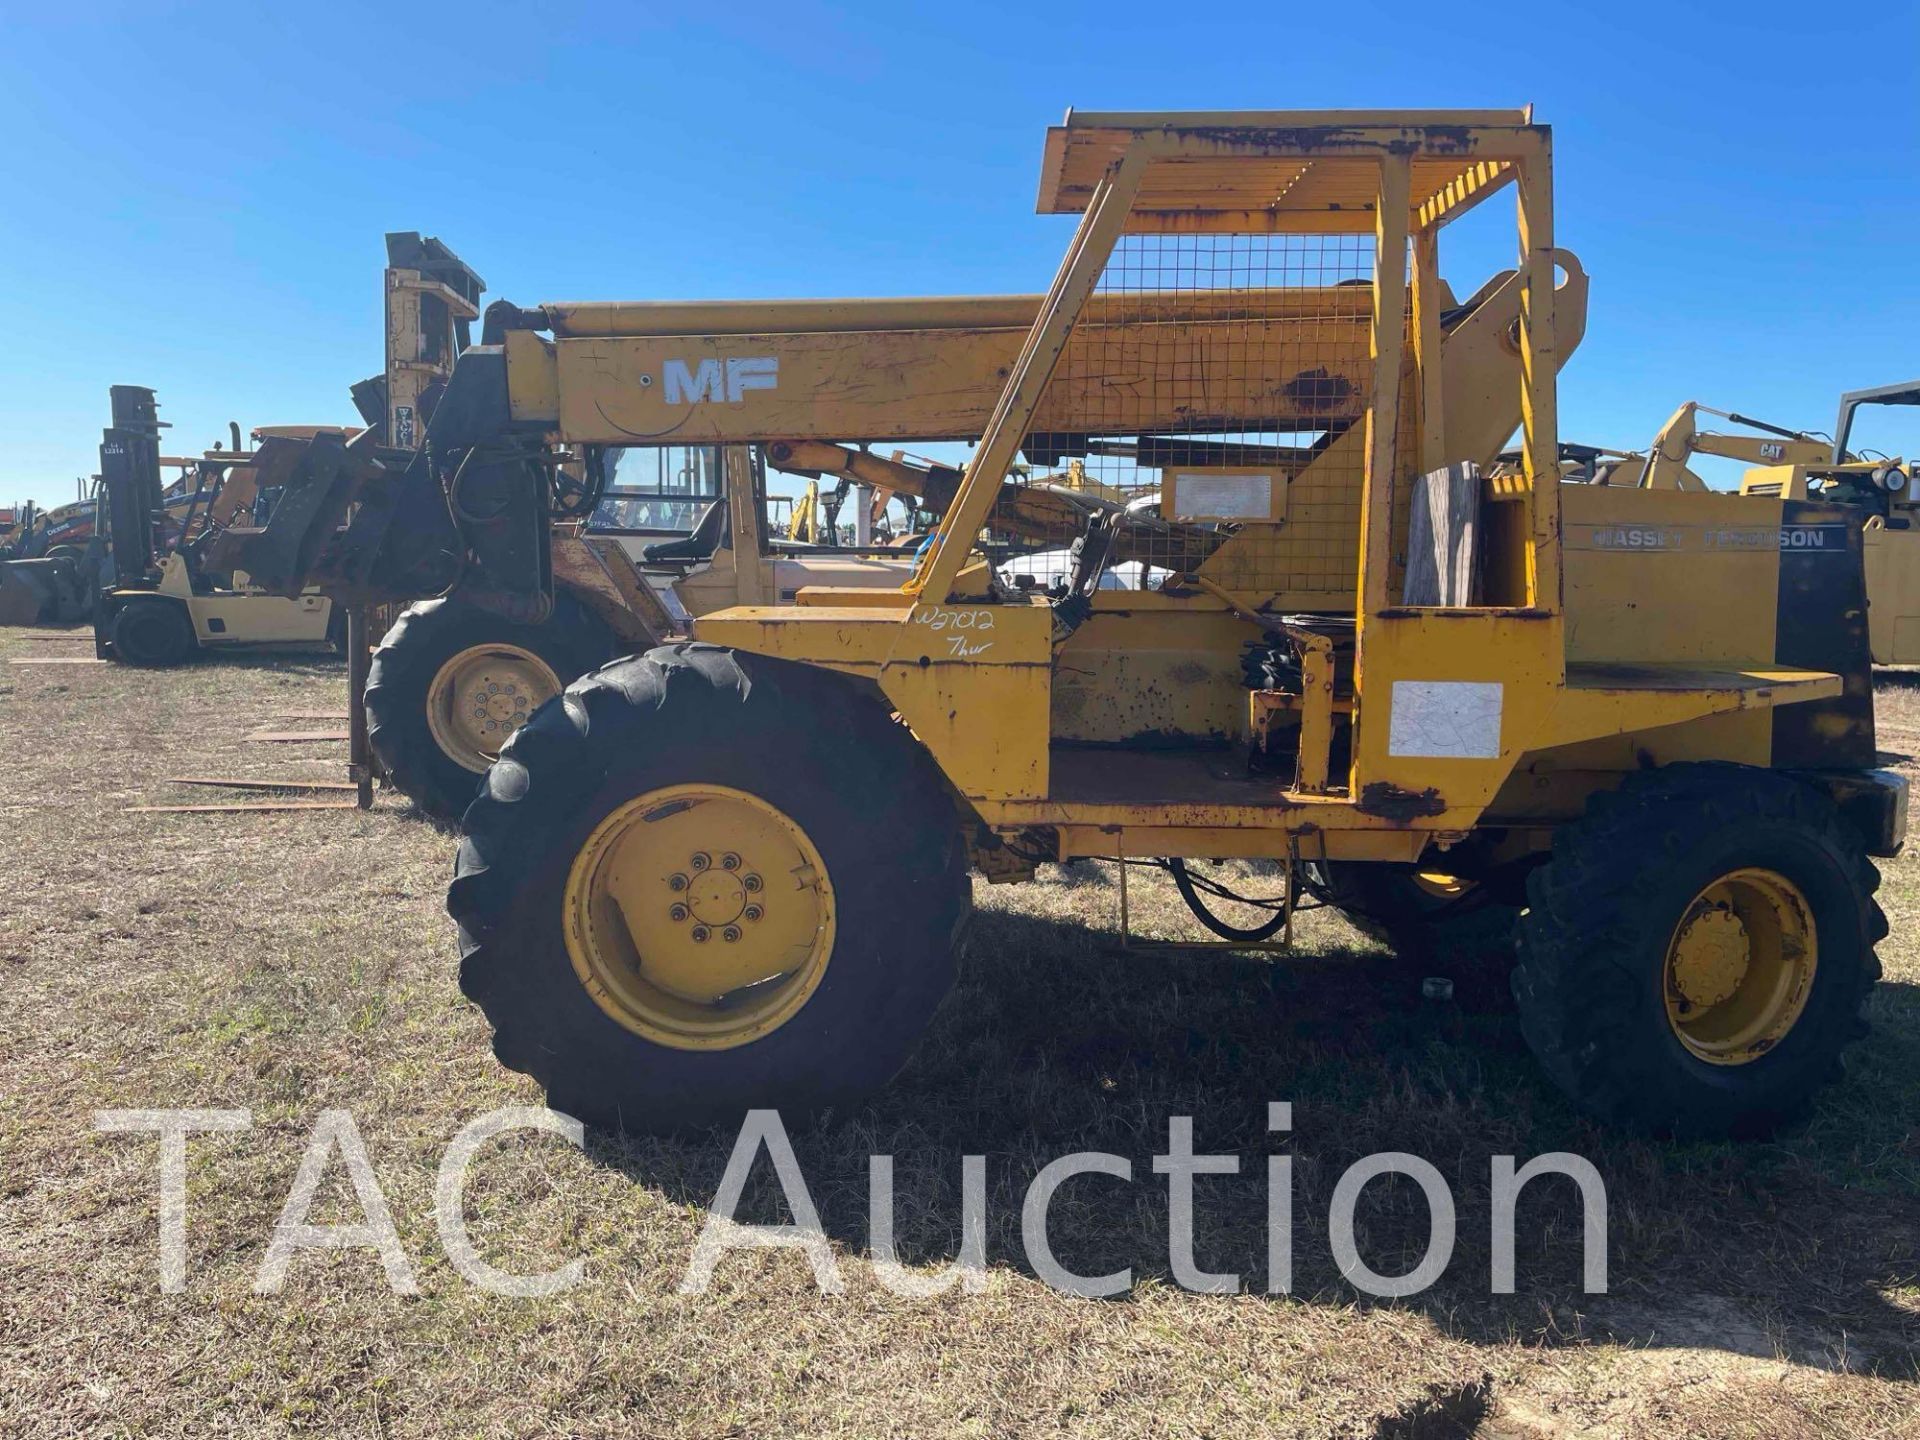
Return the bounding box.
[1,623,1916,1439]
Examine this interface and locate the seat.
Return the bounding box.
[638,498,728,563]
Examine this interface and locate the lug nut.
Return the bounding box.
[743,874,763,893]
[720,853,741,871]
[722,926,742,943]
[690,852,711,871]
[669,903,688,922]
[668,873,689,892]
[690,926,711,944]
[743,904,763,922]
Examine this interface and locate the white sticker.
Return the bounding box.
[1168,471,1273,521]
[1387,681,1503,759]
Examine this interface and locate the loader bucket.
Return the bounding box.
[0,562,44,624]
[0,557,88,625]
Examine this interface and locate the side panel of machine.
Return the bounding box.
[1864,525,1920,664]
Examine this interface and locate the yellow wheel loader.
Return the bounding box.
[236,111,1899,1137]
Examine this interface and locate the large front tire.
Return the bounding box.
[1513,765,1884,1137]
[449,644,971,1133]
[365,594,618,822]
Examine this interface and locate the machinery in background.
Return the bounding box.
[93,386,339,666]
[0,493,102,624]
[1626,400,1835,491]
[1628,386,1920,663]
[2,426,308,626]
[0,492,97,562]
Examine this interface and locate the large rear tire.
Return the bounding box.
[449,643,971,1133]
[109,597,195,667]
[1513,765,1883,1137]
[365,594,618,822]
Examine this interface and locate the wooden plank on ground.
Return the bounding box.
[273,711,350,720]
[246,729,349,743]
[166,776,359,792]
[10,656,106,666]
[126,801,362,814]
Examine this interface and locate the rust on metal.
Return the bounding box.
[1355,781,1447,821]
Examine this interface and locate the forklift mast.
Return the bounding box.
[98,384,167,584]
[351,231,485,448]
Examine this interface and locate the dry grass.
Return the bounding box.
[1,622,1917,1439]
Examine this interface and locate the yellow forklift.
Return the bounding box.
[93,386,338,666]
[229,111,1901,1137]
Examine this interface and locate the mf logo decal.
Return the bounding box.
[662,357,779,405]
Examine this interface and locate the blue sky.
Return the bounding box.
[2,0,1916,507]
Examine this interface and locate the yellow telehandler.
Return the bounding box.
[234,111,1900,1138]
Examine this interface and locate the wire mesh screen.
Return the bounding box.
[1010,228,1411,607]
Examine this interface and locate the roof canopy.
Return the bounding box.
[1036,109,1541,235]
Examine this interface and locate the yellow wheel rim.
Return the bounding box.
[563,784,836,1051]
[1663,867,1818,1066]
[1411,870,1470,901]
[425,643,563,773]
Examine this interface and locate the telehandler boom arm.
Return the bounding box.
[212,247,1589,616]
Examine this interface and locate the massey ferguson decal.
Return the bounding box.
[1573,523,1849,553]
